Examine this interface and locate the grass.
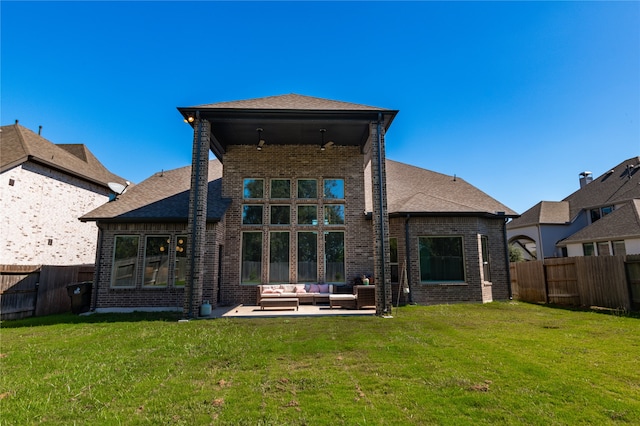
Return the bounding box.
[1,302,639,425]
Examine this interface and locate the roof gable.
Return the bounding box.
[81,159,229,222]
[1,124,127,188]
[508,201,570,228]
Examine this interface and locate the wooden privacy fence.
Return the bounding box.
[0,264,94,320]
[510,255,639,311]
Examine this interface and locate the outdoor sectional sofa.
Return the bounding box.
[257,284,332,307]
[257,284,376,310]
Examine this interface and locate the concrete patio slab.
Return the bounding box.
[205,304,376,318]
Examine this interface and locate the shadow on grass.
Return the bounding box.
[1,311,184,329]
[527,301,640,319]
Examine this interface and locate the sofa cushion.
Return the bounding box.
[318,284,330,293]
[309,284,320,293]
[295,285,306,293]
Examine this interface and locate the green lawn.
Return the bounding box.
[1,302,639,425]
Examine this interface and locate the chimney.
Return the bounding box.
[579,171,593,188]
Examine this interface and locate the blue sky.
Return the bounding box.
[2,1,638,214]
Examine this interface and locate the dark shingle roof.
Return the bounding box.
[508,156,640,229]
[379,160,518,217]
[563,156,640,218]
[81,160,229,222]
[560,200,640,243]
[1,124,126,187]
[189,93,389,112]
[507,201,570,228]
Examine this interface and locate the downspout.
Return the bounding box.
[187,110,202,319]
[377,113,388,314]
[404,214,414,304]
[503,218,512,299]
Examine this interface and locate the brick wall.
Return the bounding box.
[0,162,110,265]
[92,221,221,311]
[389,215,510,305]
[220,144,375,305]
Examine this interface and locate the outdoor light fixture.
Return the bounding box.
[256,128,265,150]
[319,128,334,151]
[183,115,195,123]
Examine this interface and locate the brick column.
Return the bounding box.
[184,116,210,318]
[370,120,392,315]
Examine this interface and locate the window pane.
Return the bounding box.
[481,235,491,282]
[324,179,344,199]
[324,205,345,225]
[298,179,317,198]
[298,205,317,225]
[612,241,626,256]
[241,232,262,283]
[269,232,290,283]
[590,209,601,223]
[597,242,611,256]
[242,205,263,225]
[144,236,170,286]
[390,238,399,283]
[298,232,317,282]
[270,205,290,225]
[325,232,345,282]
[583,242,595,256]
[271,179,290,199]
[175,236,187,286]
[112,236,139,287]
[601,206,614,216]
[419,237,464,282]
[243,179,264,199]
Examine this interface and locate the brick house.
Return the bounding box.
[1,123,128,265]
[82,94,517,315]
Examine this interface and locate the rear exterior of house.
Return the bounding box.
[82,94,517,315]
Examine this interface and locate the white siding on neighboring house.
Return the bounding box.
[0,162,110,265]
[626,238,640,255]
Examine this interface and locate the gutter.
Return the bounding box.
[404,214,414,304]
[503,218,513,299]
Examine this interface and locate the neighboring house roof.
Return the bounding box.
[508,156,640,230]
[560,200,640,244]
[1,124,127,188]
[80,160,230,222]
[382,160,518,217]
[507,201,570,228]
[563,156,640,219]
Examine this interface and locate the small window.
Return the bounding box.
[144,236,170,286]
[270,205,290,225]
[583,242,595,256]
[324,179,344,199]
[597,241,611,256]
[297,205,317,225]
[175,236,188,286]
[390,237,399,283]
[242,205,263,225]
[601,206,614,216]
[419,236,465,282]
[298,179,317,199]
[243,179,264,199]
[481,235,492,282]
[324,205,345,225]
[271,179,290,199]
[612,240,626,256]
[112,236,139,287]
